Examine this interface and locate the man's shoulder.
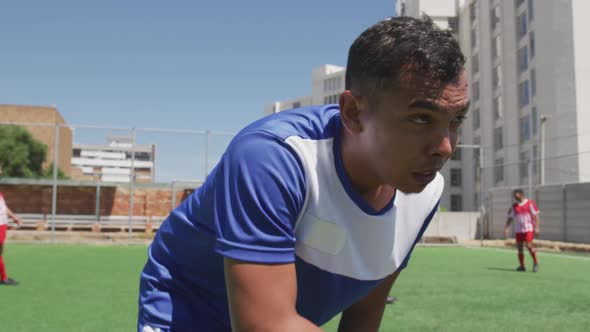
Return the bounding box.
[238,105,341,142]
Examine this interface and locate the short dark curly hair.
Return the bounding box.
[345,16,465,98]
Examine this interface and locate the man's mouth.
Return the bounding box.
[411,170,438,184]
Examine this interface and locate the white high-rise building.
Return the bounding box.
[456,0,590,211]
[265,0,590,211]
[398,0,465,211]
[264,65,345,116]
[397,0,460,31]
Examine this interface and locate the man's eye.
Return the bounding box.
[452,115,467,125]
[411,115,430,125]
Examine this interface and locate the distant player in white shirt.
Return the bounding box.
[505,189,540,272]
[0,191,22,285]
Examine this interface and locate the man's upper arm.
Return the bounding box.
[211,131,307,264]
[337,272,400,332]
[224,258,321,332]
[212,132,320,330]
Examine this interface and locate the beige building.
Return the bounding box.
[0,104,72,176]
[71,135,156,183]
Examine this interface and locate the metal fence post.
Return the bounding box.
[171,181,176,211]
[128,127,136,240]
[50,124,60,243]
[95,182,101,223]
[479,146,484,246]
[527,156,533,200]
[204,130,210,180]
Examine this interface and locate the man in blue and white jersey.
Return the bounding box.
[138,16,469,332]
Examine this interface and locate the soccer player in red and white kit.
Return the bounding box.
[504,189,540,272]
[0,191,22,285]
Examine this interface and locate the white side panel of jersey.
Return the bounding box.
[286,136,444,281]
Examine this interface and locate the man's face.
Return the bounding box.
[514,192,524,202]
[357,72,470,193]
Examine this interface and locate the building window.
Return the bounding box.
[292,101,301,109]
[529,32,535,58]
[494,158,504,183]
[472,81,480,101]
[517,13,527,39]
[518,46,529,72]
[326,94,338,104]
[73,148,81,157]
[451,147,462,161]
[516,0,525,7]
[531,69,536,96]
[472,108,480,129]
[528,0,534,21]
[492,35,502,59]
[494,127,503,150]
[532,107,538,134]
[448,16,459,33]
[493,95,503,120]
[520,114,531,142]
[470,2,477,23]
[323,77,341,93]
[492,65,502,89]
[472,54,479,74]
[451,169,462,186]
[490,6,500,30]
[471,27,477,49]
[520,152,529,179]
[451,195,463,211]
[519,80,530,107]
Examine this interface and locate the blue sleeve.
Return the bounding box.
[212,131,306,264]
[398,201,440,271]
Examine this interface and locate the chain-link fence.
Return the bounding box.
[0,121,234,242]
[2,120,589,244]
[476,148,590,244]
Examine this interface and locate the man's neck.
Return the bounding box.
[340,132,396,211]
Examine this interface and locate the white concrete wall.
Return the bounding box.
[424,211,480,241]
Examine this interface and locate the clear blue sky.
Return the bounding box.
[0,0,397,181]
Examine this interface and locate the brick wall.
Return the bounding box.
[0,105,73,176]
[0,184,195,217]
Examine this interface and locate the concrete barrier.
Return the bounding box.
[423,212,480,241]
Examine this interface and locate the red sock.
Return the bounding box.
[518,253,525,268]
[528,248,538,264]
[0,256,7,281]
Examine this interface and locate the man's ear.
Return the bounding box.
[339,91,363,134]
